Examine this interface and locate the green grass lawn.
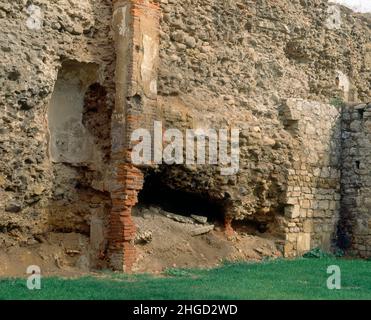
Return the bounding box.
[0,258,370,300]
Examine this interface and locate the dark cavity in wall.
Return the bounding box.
[231,207,283,238]
[136,169,225,223]
[232,220,269,235]
[135,168,282,237]
[357,108,365,120]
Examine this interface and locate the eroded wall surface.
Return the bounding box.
[0,0,370,271]
[340,103,371,258]
[157,0,370,255]
[0,0,114,267]
[281,99,341,256]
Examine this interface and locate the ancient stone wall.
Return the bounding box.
[0,0,370,272]
[280,99,342,256]
[156,0,370,255]
[340,103,371,258]
[0,0,115,268]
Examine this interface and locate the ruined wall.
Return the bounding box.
[0,0,114,267]
[281,99,341,256]
[340,103,371,258]
[156,0,370,253]
[0,0,370,272]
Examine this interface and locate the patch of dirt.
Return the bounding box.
[132,206,282,274]
[0,232,91,277]
[0,207,283,277]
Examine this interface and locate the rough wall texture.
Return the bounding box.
[0,0,114,268]
[157,0,370,257]
[280,98,341,256]
[0,0,370,272]
[340,103,371,258]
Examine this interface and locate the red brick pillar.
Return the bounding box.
[109,0,159,272]
[109,163,143,271]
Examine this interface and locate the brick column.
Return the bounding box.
[109,0,160,272]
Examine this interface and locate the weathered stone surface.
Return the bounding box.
[297,233,311,254]
[191,215,208,224]
[0,0,370,273]
[135,230,153,245]
[156,0,370,258]
[0,0,114,266]
[161,211,195,224]
[191,225,215,237]
[339,103,371,258]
